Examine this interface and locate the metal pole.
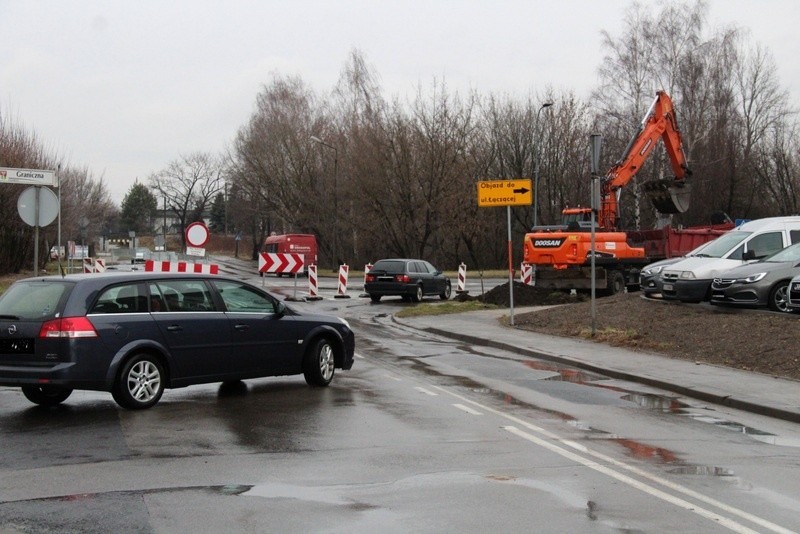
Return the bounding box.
[507,206,515,326]
[34,186,40,275]
[532,102,553,228]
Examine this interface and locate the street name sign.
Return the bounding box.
[477,179,532,207]
[0,167,58,187]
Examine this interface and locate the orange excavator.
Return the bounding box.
[523,90,728,294]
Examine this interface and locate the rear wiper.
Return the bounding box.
[0,314,21,320]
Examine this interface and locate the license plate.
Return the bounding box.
[662,283,673,291]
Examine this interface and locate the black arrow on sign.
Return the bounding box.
[514,187,530,194]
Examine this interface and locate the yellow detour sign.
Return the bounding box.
[477,179,533,207]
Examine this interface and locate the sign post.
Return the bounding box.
[476,179,533,326]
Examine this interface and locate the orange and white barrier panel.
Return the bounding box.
[335,264,351,299]
[456,262,468,293]
[144,260,219,274]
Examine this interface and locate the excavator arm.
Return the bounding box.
[598,90,691,230]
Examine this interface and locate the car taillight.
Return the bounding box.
[39,317,99,338]
[395,274,411,283]
[365,274,376,282]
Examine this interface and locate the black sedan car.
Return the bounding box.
[710,242,800,313]
[364,259,451,302]
[0,272,355,409]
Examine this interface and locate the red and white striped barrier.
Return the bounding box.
[306,265,323,301]
[456,262,468,293]
[258,252,304,274]
[144,260,219,274]
[83,257,94,273]
[520,263,532,285]
[335,264,351,299]
[363,263,373,286]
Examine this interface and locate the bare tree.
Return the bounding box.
[149,152,223,249]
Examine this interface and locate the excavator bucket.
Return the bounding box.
[641,178,691,214]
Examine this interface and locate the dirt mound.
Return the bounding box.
[455,281,588,307]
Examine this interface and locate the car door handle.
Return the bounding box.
[166,325,183,332]
[234,324,250,331]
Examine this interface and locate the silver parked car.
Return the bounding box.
[709,242,800,313]
[639,242,715,298]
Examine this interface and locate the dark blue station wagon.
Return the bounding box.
[0,272,355,409]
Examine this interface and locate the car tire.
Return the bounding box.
[303,338,335,387]
[21,385,72,407]
[370,294,381,303]
[768,281,790,313]
[440,282,451,300]
[412,285,423,303]
[112,353,165,410]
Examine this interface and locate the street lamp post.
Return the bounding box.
[533,102,554,229]
[310,135,339,269]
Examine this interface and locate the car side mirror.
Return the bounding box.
[275,301,286,317]
[742,250,756,261]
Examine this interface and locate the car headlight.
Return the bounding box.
[739,272,767,283]
[679,271,696,279]
[642,265,663,276]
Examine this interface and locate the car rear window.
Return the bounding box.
[0,280,72,320]
[372,260,406,273]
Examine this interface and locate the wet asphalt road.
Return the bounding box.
[1,268,800,533]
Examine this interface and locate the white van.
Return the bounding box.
[661,216,800,302]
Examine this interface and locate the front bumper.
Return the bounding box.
[661,279,711,302]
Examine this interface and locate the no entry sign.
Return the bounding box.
[185,222,210,247]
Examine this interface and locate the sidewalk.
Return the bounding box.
[395,307,800,424]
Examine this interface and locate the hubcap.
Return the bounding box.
[127,360,161,402]
[319,344,334,381]
[776,286,789,312]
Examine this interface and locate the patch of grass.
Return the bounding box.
[395,300,498,318]
[578,326,642,344]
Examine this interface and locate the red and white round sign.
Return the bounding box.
[185,221,210,247]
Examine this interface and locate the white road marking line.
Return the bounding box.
[452,403,482,415]
[432,385,794,534]
[354,352,365,359]
[414,386,438,396]
[385,375,402,382]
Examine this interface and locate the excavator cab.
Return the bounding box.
[641,178,691,214]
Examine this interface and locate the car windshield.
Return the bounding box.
[692,231,750,258]
[371,260,406,273]
[762,242,800,262]
[0,280,71,320]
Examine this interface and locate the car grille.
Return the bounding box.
[0,338,35,354]
[712,278,734,289]
[662,272,679,282]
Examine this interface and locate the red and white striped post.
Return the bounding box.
[94,258,106,273]
[363,263,373,286]
[520,263,532,285]
[83,257,94,273]
[456,262,468,294]
[335,264,351,299]
[306,264,323,301]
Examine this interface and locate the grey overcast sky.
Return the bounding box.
[1,0,798,203]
